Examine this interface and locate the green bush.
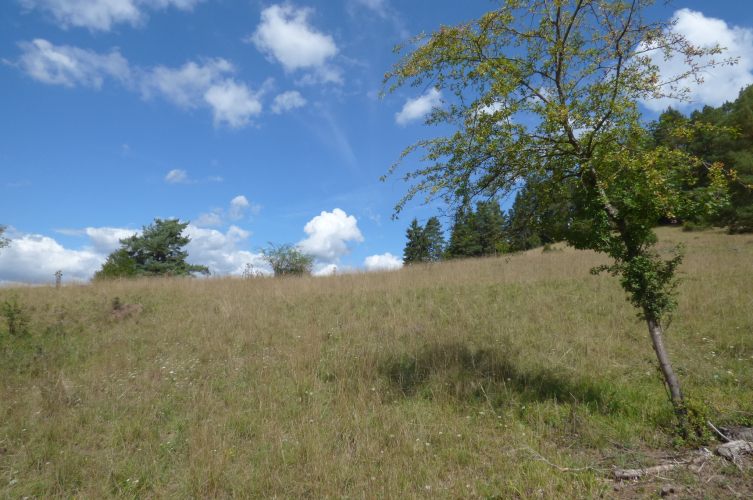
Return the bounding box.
[682,221,713,232]
[257,243,315,277]
[1,299,30,336]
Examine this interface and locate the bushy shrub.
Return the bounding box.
[257,243,315,277]
[682,221,713,232]
[1,299,29,336]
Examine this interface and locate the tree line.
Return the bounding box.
[650,85,753,233]
[402,186,564,265]
[404,85,753,266]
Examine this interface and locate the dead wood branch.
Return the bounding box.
[715,440,753,468]
[614,464,677,480]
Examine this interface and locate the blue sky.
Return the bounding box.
[1,0,752,283]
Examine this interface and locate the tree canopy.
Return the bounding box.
[445,200,508,258]
[257,243,315,277]
[94,219,208,279]
[403,218,428,264]
[0,225,9,253]
[383,0,737,418]
[403,217,446,264]
[650,85,753,233]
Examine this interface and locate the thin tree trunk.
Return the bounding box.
[645,316,684,408]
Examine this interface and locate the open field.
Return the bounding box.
[1,227,752,499]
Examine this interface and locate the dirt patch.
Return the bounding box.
[110,303,143,319]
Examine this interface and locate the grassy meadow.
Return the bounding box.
[1,227,752,499]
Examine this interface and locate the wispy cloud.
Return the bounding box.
[271,90,307,113]
[54,228,87,236]
[194,196,262,227]
[7,180,31,188]
[9,40,268,129]
[165,169,192,184]
[18,0,206,32]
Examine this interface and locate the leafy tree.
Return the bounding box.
[651,86,753,233]
[403,218,429,264]
[95,218,209,279]
[423,216,446,261]
[0,225,9,253]
[383,0,736,417]
[93,248,138,280]
[257,243,315,276]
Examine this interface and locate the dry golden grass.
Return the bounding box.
[1,227,751,499]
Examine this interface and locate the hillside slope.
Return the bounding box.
[1,228,751,499]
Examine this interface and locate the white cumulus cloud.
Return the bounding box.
[312,263,339,276]
[18,0,206,32]
[395,89,442,126]
[141,58,233,107]
[13,39,131,88]
[271,90,307,113]
[641,9,753,112]
[184,224,270,275]
[228,195,250,221]
[203,79,263,128]
[141,59,266,128]
[248,4,341,84]
[298,208,363,263]
[363,252,402,271]
[194,212,223,227]
[85,227,139,254]
[0,224,270,283]
[0,233,104,283]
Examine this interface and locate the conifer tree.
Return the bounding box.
[445,207,481,259]
[95,218,209,279]
[505,189,543,252]
[403,218,427,264]
[475,200,507,255]
[422,216,446,261]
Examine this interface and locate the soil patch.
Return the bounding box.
[110,303,143,319]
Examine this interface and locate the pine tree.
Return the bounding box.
[445,207,481,259]
[504,189,542,252]
[96,218,209,279]
[403,218,427,264]
[422,216,446,261]
[475,200,507,255]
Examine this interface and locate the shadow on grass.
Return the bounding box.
[379,341,625,413]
